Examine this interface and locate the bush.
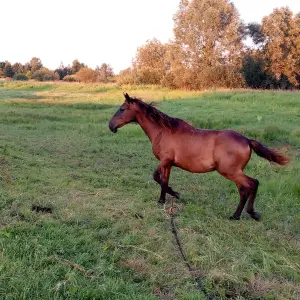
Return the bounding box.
[197,65,245,89]
[116,68,137,85]
[25,71,32,79]
[55,65,73,80]
[63,75,78,82]
[13,74,28,81]
[75,68,97,83]
[42,74,59,81]
[32,68,59,81]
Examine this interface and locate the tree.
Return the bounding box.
[29,57,43,73]
[3,61,15,78]
[246,23,265,47]
[288,11,300,86]
[72,59,85,74]
[95,63,114,83]
[12,62,24,74]
[24,62,31,72]
[0,62,5,77]
[55,62,73,80]
[262,7,300,87]
[241,50,267,88]
[161,42,190,88]
[132,39,168,84]
[173,0,244,88]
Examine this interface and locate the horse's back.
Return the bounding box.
[166,128,251,173]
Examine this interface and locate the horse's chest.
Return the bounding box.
[152,144,172,161]
[152,132,167,161]
[152,147,161,160]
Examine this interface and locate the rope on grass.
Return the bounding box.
[168,203,217,300]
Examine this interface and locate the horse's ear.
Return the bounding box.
[123,92,132,102]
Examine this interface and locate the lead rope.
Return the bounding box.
[168,200,216,300]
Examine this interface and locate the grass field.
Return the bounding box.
[0,81,300,299]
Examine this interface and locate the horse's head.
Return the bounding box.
[109,93,137,133]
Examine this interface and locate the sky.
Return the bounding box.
[2,0,300,73]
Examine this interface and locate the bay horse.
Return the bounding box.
[109,93,290,221]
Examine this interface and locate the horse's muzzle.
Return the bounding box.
[109,121,117,133]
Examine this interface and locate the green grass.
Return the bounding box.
[0,81,300,299]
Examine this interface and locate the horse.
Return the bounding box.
[108,93,290,221]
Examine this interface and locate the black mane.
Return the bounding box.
[132,98,193,130]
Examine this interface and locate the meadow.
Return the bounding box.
[0,81,300,299]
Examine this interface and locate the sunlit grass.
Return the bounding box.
[0,81,207,104]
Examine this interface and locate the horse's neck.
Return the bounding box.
[136,113,162,143]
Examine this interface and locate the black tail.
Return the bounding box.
[249,140,290,165]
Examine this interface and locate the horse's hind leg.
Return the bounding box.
[153,167,179,200]
[220,171,260,221]
[246,178,260,221]
[230,184,249,220]
[234,175,260,221]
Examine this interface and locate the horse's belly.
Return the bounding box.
[174,154,215,173]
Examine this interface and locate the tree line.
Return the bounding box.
[0,58,114,83]
[119,1,300,90]
[1,0,299,89]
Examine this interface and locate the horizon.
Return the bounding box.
[2,0,300,73]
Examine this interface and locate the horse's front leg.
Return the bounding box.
[154,160,178,204]
[153,166,179,201]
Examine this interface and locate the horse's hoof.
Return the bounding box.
[250,212,261,221]
[157,200,165,206]
[173,191,180,199]
[229,215,240,220]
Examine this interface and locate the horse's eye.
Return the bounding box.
[120,107,125,112]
